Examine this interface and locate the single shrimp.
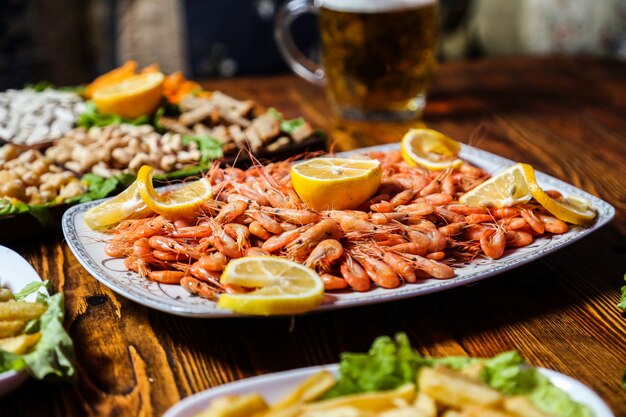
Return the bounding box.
[249,221,273,240]
[148,270,186,284]
[340,255,370,292]
[320,273,348,290]
[438,222,466,238]
[382,251,416,283]
[260,207,320,225]
[537,214,568,234]
[212,232,243,259]
[419,193,454,206]
[407,227,447,253]
[250,212,283,234]
[396,202,434,216]
[480,228,506,259]
[390,189,415,207]
[434,207,466,224]
[389,242,428,256]
[521,209,545,234]
[262,225,312,253]
[339,216,380,234]
[148,236,200,258]
[491,208,520,219]
[426,251,446,261]
[370,201,396,213]
[180,276,219,301]
[245,247,271,257]
[189,263,223,286]
[170,223,213,238]
[304,239,344,270]
[324,210,369,221]
[505,230,534,247]
[499,217,527,230]
[224,223,251,251]
[447,204,488,215]
[441,172,457,195]
[466,213,495,224]
[286,219,341,262]
[353,252,400,289]
[195,253,229,272]
[152,250,189,262]
[401,253,455,279]
[214,200,248,224]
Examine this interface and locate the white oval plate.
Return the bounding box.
[61,143,615,317]
[0,245,47,397]
[163,363,615,417]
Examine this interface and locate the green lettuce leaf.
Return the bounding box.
[0,198,29,216]
[77,101,150,128]
[182,135,223,165]
[267,107,306,135]
[0,282,75,380]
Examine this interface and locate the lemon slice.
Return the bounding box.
[136,165,212,217]
[400,128,463,170]
[84,181,151,230]
[290,157,382,211]
[520,164,596,225]
[459,163,532,208]
[92,72,164,119]
[217,257,324,316]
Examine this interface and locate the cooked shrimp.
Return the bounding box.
[181,276,219,300]
[537,214,568,234]
[320,273,348,290]
[286,219,341,261]
[480,228,506,259]
[340,255,370,292]
[148,270,186,284]
[353,252,400,289]
[521,209,545,234]
[383,251,416,283]
[224,223,250,251]
[304,239,343,270]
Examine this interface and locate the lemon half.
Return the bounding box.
[290,157,382,211]
[218,257,324,316]
[400,128,463,171]
[93,72,164,119]
[136,165,212,217]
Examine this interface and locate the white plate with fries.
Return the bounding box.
[163,364,614,417]
[61,143,616,317]
[0,245,46,397]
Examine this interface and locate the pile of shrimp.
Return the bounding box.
[103,150,569,300]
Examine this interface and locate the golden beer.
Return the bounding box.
[319,0,438,121]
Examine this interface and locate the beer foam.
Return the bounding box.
[317,0,436,13]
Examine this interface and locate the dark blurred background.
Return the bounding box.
[1,0,625,90]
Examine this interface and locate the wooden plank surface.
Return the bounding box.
[1,57,626,416]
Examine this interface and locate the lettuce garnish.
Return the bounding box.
[0,281,76,380]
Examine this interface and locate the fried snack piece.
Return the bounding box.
[0,301,47,321]
[0,332,41,354]
[195,393,268,417]
[0,320,26,338]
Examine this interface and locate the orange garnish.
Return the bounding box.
[85,60,138,99]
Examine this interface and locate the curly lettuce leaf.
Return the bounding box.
[182,134,223,165]
[0,282,75,380]
[618,274,626,311]
[266,107,306,135]
[77,101,150,128]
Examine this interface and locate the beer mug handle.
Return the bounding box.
[275,0,325,86]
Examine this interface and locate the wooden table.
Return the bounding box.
[2,57,625,416]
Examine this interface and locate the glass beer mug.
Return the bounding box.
[275,0,439,149]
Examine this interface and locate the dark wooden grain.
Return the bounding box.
[1,57,625,416]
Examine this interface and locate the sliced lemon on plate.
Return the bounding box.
[136,165,212,217]
[92,72,164,119]
[520,164,596,225]
[217,257,324,316]
[459,163,532,208]
[400,128,463,171]
[290,157,382,211]
[84,181,151,230]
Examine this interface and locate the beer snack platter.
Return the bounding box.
[61,142,615,318]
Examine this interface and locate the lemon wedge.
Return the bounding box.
[400,128,463,170]
[290,157,382,211]
[84,181,151,230]
[217,257,324,316]
[136,165,212,217]
[520,164,596,225]
[92,72,164,119]
[459,163,532,208]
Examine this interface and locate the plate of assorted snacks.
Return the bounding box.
[0,245,75,397]
[164,333,613,417]
[61,129,615,317]
[0,61,323,237]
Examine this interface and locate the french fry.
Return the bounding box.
[270,370,336,410]
[0,332,41,354]
[418,366,503,409]
[413,392,437,417]
[301,383,416,414]
[195,393,268,417]
[0,301,47,321]
[302,406,377,417]
[0,320,26,338]
[503,396,557,417]
[381,406,434,417]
